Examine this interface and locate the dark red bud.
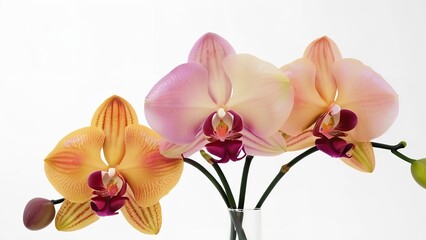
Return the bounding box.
[23,198,55,230]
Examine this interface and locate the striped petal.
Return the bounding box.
[91,95,138,167]
[281,59,328,135]
[303,36,341,103]
[225,54,294,137]
[340,141,375,172]
[283,130,316,151]
[118,124,183,207]
[121,194,162,234]
[160,131,208,158]
[44,127,107,203]
[55,200,99,231]
[242,130,287,156]
[188,32,235,105]
[145,62,216,144]
[334,59,399,141]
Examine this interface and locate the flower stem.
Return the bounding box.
[230,155,254,240]
[183,157,230,207]
[256,146,319,208]
[238,155,253,209]
[371,141,415,163]
[51,198,65,205]
[200,150,237,208]
[212,163,237,208]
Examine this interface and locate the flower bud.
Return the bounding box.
[23,198,55,230]
[411,158,426,189]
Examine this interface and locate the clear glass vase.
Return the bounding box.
[228,208,261,240]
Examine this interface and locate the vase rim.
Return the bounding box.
[228,208,261,211]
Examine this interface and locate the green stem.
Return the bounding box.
[230,155,254,240]
[391,150,415,164]
[199,150,245,240]
[211,162,247,240]
[200,150,237,208]
[238,155,253,209]
[256,146,319,208]
[212,163,237,209]
[256,141,417,209]
[371,141,406,150]
[183,158,230,207]
[51,198,65,205]
[371,141,415,163]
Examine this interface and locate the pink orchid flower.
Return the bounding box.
[44,96,183,233]
[281,37,398,172]
[145,33,294,163]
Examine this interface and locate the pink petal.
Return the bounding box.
[188,33,235,105]
[281,59,329,136]
[303,36,341,103]
[283,130,316,151]
[334,59,399,141]
[159,130,208,158]
[224,54,294,137]
[242,130,286,156]
[145,62,216,144]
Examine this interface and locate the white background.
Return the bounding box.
[1,0,426,239]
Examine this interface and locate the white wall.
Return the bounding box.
[1,0,425,239]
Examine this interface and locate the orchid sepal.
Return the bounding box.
[55,200,99,231]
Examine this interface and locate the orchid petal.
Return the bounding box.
[340,141,375,172]
[242,130,287,156]
[229,110,244,132]
[55,200,99,231]
[121,194,162,235]
[283,130,316,151]
[202,112,216,136]
[160,131,208,158]
[334,109,358,132]
[281,59,328,135]
[303,36,341,103]
[118,124,183,207]
[91,95,138,167]
[188,32,235,105]
[334,59,399,141]
[90,196,127,217]
[90,196,107,213]
[205,140,244,163]
[44,127,107,203]
[145,62,216,144]
[87,171,105,191]
[315,137,354,158]
[225,54,294,137]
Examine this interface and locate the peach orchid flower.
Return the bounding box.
[44,96,183,233]
[145,33,294,163]
[281,37,398,172]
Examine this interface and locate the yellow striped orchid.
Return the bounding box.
[44,96,183,233]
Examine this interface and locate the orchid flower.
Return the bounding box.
[145,33,294,163]
[281,36,398,172]
[44,96,183,233]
